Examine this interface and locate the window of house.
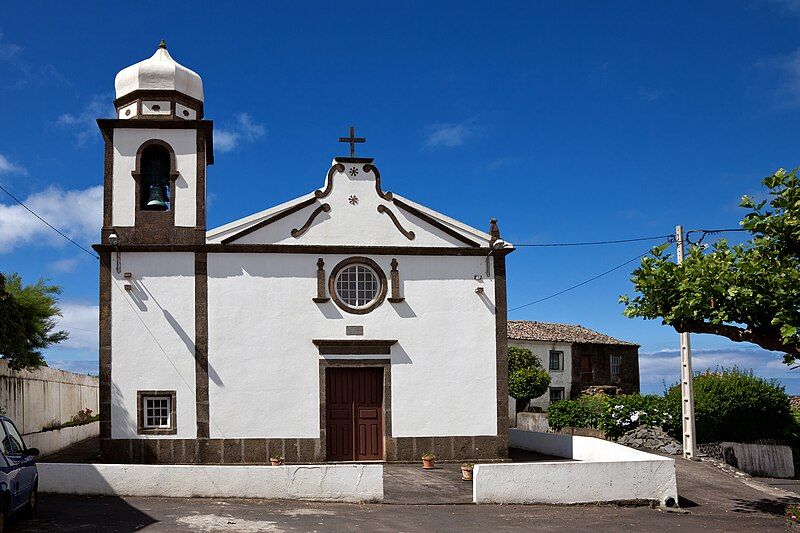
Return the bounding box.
[611,354,622,375]
[549,351,563,371]
[144,396,171,429]
[549,387,565,403]
[137,390,176,435]
[329,257,387,314]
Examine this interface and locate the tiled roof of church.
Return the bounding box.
[507,320,639,346]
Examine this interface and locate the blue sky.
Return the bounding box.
[1,1,799,394]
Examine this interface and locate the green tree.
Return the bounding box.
[0,273,68,370]
[621,168,800,364]
[508,346,551,412]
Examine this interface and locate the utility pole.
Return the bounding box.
[676,225,698,460]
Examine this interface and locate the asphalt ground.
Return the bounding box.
[22,439,798,531]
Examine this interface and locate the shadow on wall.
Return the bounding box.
[110,381,133,439]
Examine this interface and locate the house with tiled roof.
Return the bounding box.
[508,321,640,410]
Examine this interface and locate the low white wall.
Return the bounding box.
[38,463,383,503]
[473,429,677,505]
[24,421,98,457]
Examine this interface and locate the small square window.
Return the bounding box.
[549,351,563,371]
[144,397,171,428]
[137,390,176,435]
[549,387,565,403]
[611,355,622,376]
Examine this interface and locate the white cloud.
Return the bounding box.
[49,257,80,273]
[0,154,26,177]
[638,346,794,394]
[759,48,800,108]
[423,121,476,148]
[57,95,115,144]
[54,303,99,351]
[0,185,102,252]
[214,113,265,152]
[45,359,98,375]
[637,87,664,102]
[0,30,22,61]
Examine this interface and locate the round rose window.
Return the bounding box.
[329,257,387,314]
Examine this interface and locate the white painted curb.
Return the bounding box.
[38,463,383,502]
[473,429,677,505]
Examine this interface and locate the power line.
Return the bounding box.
[514,234,673,247]
[507,246,662,312]
[0,184,98,259]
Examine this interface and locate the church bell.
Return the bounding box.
[146,183,169,210]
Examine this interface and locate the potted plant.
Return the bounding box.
[270,455,284,466]
[461,462,474,481]
[422,452,436,469]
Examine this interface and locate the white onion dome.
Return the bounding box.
[114,40,203,102]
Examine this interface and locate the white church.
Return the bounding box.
[94,42,514,464]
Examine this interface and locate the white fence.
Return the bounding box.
[38,463,383,502]
[0,360,98,436]
[473,429,677,505]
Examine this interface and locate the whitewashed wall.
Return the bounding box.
[112,128,198,227]
[111,252,197,439]
[207,252,498,439]
[0,360,98,436]
[509,339,572,410]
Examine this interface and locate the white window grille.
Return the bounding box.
[549,351,563,371]
[335,264,379,308]
[144,396,171,429]
[611,354,622,375]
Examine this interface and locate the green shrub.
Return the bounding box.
[508,347,550,412]
[599,394,673,439]
[547,395,605,430]
[664,367,791,443]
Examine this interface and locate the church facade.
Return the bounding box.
[94,43,513,464]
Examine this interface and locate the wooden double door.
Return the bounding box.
[325,367,384,461]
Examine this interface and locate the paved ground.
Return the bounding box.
[757,477,800,497]
[24,439,798,531]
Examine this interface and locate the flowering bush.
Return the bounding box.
[548,394,671,438]
[599,395,672,439]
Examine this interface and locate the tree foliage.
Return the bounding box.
[0,273,67,370]
[663,367,791,443]
[621,168,800,363]
[508,346,551,412]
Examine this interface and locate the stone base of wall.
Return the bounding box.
[101,435,508,464]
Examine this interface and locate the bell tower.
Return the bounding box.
[98,40,213,245]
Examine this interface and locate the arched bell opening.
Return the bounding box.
[140,145,171,211]
[131,139,179,215]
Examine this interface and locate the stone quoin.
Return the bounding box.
[92,42,514,464]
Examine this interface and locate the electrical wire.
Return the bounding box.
[507,246,662,312]
[0,184,98,259]
[514,235,673,247]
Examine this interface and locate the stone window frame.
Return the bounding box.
[328,257,387,315]
[610,354,622,376]
[136,390,177,435]
[548,350,563,372]
[549,387,565,404]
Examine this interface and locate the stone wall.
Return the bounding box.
[570,343,639,398]
[0,360,99,436]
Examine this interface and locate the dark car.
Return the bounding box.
[0,416,39,530]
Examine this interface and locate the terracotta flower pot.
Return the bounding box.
[270,458,284,466]
[422,457,435,469]
[461,466,473,481]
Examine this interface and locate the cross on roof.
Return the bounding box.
[338,126,365,157]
